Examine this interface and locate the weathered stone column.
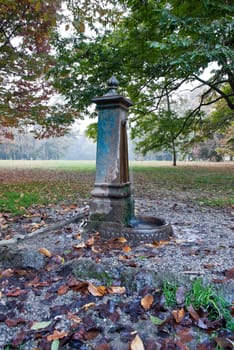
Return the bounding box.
[89,77,134,232]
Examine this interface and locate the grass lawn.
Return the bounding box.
[0,160,233,215]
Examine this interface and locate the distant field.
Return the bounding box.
[0,159,233,169]
[0,160,233,214]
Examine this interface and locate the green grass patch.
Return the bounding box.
[163,278,234,331]
[0,161,233,214]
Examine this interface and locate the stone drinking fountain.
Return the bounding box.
[89,77,173,242]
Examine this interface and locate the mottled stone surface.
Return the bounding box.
[90,78,133,227]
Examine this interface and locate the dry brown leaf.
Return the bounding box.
[118,254,130,261]
[47,330,68,341]
[38,247,52,258]
[69,204,77,209]
[91,246,102,253]
[67,312,82,323]
[141,294,154,310]
[6,288,27,297]
[130,334,145,350]
[81,302,96,310]
[115,237,128,243]
[73,242,86,249]
[153,240,169,247]
[88,283,107,297]
[107,286,126,294]
[172,308,185,323]
[123,246,132,253]
[57,285,69,295]
[86,236,95,246]
[0,268,14,278]
[187,304,200,321]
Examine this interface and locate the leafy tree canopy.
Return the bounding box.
[0,0,78,139]
[51,0,234,154]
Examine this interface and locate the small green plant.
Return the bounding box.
[162,278,234,331]
[162,280,178,306]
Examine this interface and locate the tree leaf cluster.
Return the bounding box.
[50,0,234,159]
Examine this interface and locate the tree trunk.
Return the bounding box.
[172,141,177,166]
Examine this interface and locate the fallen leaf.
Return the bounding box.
[6,288,27,297]
[88,283,107,297]
[84,328,101,340]
[10,330,27,347]
[0,268,14,278]
[51,339,60,350]
[176,328,195,343]
[215,336,234,349]
[67,312,82,323]
[38,247,52,258]
[176,286,186,304]
[123,246,132,253]
[86,236,95,246]
[5,317,27,327]
[153,240,169,247]
[115,237,128,243]
[130,333,145,350]
[57,285,69,295]
[141,294,154,310]
[150,315,165,326]
[47,330,68,341]
[187,304,199,321]
[197,318,208,330]
[82,302,96,310]
[224,268,234,279]
[118,254,131,261]
[107,286,126,294]
[91,246,102,253]
[31,320,52,330]
[73,242,86,249]
[172,308,185,323]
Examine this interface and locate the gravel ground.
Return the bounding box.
[0,198,233,349]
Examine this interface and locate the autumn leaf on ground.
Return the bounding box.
[47,330,68,341]
[176,286,186,304]
[5,317,27,327]
[130,333,145,350]
[57,284,69,295]
[107,286,126,294]
[67,312,82,323]
[0,268,14,278]
[51,339,60,350]
[172,308,185,323]
[86,236,95,246]
[141,294,154,310]
[187,304,200,321]
[38,247,52,258]
[81,302,96,310]
[150,315,166,326]
[6,288,27,297]
[73,242,86,249]
[152,240,169,247]
[123,245,132,253]
[31,320,52,330]
[88,283,107,296]
[115,237,128,243]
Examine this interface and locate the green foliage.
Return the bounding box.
[163,278,234,330]
[51,0,234,156]
[85,122,98,142]
[162,280,178,306]
[0,0,78,138]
